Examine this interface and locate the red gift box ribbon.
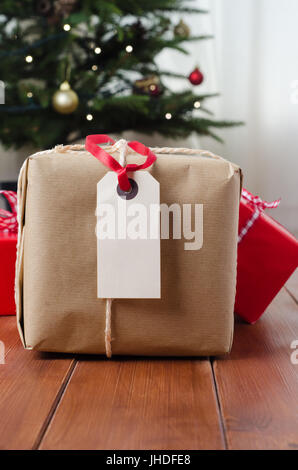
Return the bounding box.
[0,191,18,233]
[239,189,281,243]
[85,134,157,192]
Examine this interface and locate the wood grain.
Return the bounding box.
[0,327,75,450]
[213,287,298,450]
[1,271,298,450]
[0,316,19,357]
[40,359,224,450]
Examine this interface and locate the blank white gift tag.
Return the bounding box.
[97,171,160,298]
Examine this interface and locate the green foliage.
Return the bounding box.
[0,0,242,149]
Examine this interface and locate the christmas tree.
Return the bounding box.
[0,0,241,149]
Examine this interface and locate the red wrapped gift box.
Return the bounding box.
[235,191,298,323]
[0,233,17,315]
[0,190,18,316]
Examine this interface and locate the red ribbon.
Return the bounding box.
[241,188,280,211]
[85,134,157,191]
[0,190,18,233]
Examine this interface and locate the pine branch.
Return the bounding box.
[0,0,243,149]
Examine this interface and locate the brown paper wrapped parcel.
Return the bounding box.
[16,143,242,356]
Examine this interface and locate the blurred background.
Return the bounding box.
[0,0,297,235]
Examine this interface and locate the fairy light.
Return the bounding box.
[27,92,33,98]
[94,47,101,54]
[63,24,71,31]
[165,113,172,120]
[25,55,33,63]
[125,45,133,53]
[91,65,98,71]
[194,101,201,109]
[86,114,93,121]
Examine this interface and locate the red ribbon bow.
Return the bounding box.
[0,190,18,233]
[241,188,280,211]
[85,134,157,192]
[238,189,281,244]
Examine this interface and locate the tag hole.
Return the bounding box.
[117,179,138,200]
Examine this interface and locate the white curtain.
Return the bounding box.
[157,0,298,234]
[207,0,298,235]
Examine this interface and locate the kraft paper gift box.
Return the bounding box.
[235,194,298,324]
[15,139,242,356]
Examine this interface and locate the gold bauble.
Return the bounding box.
[52,81,79,114]
[174,19,190,38]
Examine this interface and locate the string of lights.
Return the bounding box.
[0,103,42,112]
[0,32,66,59]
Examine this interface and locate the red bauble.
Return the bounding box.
[188,67,204,86]
[149,83,162,97]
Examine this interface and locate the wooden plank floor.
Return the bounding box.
[0,270,297,450]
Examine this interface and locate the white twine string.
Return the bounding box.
[53,143,223,161]
[104,139,129,358]
[105,298,113,358]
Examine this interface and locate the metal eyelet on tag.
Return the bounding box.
[117,178,138,200]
